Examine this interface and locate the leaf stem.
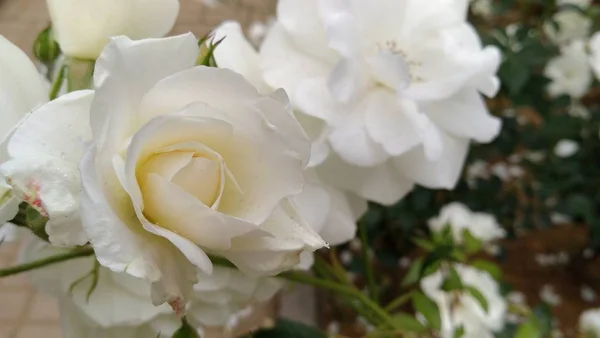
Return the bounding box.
[280,271,395,328]
[0,246,94,277]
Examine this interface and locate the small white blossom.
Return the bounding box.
[421,264,507,338]
[339,250,353,266]
[540,284,562,306]
[544,10,592,45]
[581,285,597,302]
[429,202,506,244]
[550,212,573,225]
[507,291,526,305]
[545,40,593,99]
[554,139,580,157]
[398,257,412,269]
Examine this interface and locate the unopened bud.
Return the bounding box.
[33,26,61,63]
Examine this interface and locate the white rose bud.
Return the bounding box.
[46,0,180,59]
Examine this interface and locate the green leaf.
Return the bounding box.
[391,314,426,333]
[412,291,441,330]
[401,258,424,287]
[441,265,463,292]
[515,321,541,338]
[462,230,483,254]
[249,319,326,338]
[499,57,531,95]
[173,318,200,338]
[412,237,435,251]
[465,286,489,313]
[453,325,465,338]
[532,303,553,335]
[471,259,503,280]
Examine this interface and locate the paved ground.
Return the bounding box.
[0,1,278,337]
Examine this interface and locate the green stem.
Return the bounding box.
[384,290,414,312]
[49,64,67,100]
[280,271,395,328]
[359,221,378,300]
[0,246,94,277]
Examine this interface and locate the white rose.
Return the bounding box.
[46,0,180,59]
[21,237,284,337]
[0,34,326,312]
[0,35,48,225]
[421,264,507,338]
[544,10,592,45]
[579,308,600,337]
[470,0,493,18]
[257,0,501,205]
[428,202,506,244]
[590,32,600,81]
[544,40,592,99]
[212,21,368,246]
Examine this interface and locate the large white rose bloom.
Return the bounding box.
[428,202,506,244]
[0,34,328,312]
[0,35,48,226]
[20,238,282,338]
[46,0,180,59]
[256,0,502,205]
[421,264,507,338]
[544,40,592,99]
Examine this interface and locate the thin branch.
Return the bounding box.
[0,246,94,277]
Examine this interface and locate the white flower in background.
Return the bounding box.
[590,32,600,80]
[0,35,48,226]
[580,309,600,336]
[554,139,580,157]
[556,0,592,8]
[428,202,506,244]
[21,238,282,338]
[421,264,507,338]
[544,10,591,45]
[0,34,328,312]
[46,0,180,59]
[540,284,562,306]
[254,0,502,205]
[470,0,493,18]
[545,40,592,99]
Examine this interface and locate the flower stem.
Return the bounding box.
[0,246,94,277]
[358,220,378,300]
[280,271,395,327]
[49,64,67,100]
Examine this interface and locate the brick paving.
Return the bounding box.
[0,0,275,336]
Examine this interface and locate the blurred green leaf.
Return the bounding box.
[401,258,424,286]
[391,314,426,333]
[412,292,441,330]
[465,286,489,313]
[441,265,463,292]
[471,259,503,280]
[515,321,541,338]
[173,318,200,338]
